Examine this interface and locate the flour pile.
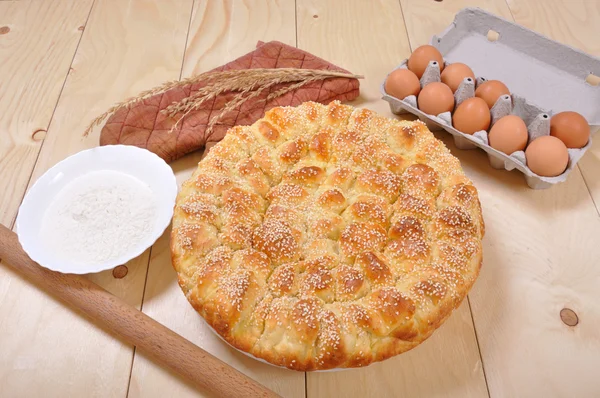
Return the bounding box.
[41,170,157,266]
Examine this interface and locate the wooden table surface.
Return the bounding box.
[1,1,599,397]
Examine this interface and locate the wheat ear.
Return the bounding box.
[84,68,363,136]
[203,82,279,135]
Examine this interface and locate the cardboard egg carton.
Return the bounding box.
[381,8,600,189]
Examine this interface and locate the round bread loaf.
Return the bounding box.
[171,101,484,371]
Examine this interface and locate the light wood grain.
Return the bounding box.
[0,0,91,227]
[127,1,304,397]
[506,0,600,56]
[0,1,93,395]
[0,1,193,396]
[298,0,412,115]
[0,224,279,398]
[2,1,599,396]
[505,0,600,214]
[296,1,488,396]
[443,128,600,397]
[399,0,514,49]
[399,1,600,396]
[476,1,600,395]
[182,0,295,77]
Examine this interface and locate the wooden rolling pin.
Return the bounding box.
[0,223,279,398]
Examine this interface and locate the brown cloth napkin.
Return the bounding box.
[100,41,360,162]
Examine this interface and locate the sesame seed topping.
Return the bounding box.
[175,223,202,250]
[172,101,483,370]
[218,270,250,312]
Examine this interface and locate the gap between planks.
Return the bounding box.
[124,0,196,397]
[397,0,493,396]
[122,0,305,396]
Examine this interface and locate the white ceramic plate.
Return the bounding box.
[16,145,177,274]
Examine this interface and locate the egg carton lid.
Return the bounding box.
[430,7,600,129]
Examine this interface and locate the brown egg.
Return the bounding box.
[441,63,475,92]
[550,111,590,148]
[475,80,510,109]
[488,115,528,155]
[417,82,454,116]
[385,69,421,100]
[526,136,569,177]
[407,45,445,78]
[453,97,491,134]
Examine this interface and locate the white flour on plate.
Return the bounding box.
[40,170,157,266]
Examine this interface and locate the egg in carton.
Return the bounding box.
[380,7,600,189]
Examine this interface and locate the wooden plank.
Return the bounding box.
[0,1,193,396]
[476,1,600,396]
[401,0,600,396]
[0,0,91,227]
[444,130,600,398]
[505,0,600,213]
[296,1,489,396]
[127,1,305,397]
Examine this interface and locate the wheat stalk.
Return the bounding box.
[164,72,315,117]
[203,82,278,135]
[169,79,261,133]
[163,68,359,116]
[83,68,363,137]
[265,77,321,101]
[83,75,209,137]
[199,75,336,136]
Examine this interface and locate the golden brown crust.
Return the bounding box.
[171,101,484,371]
